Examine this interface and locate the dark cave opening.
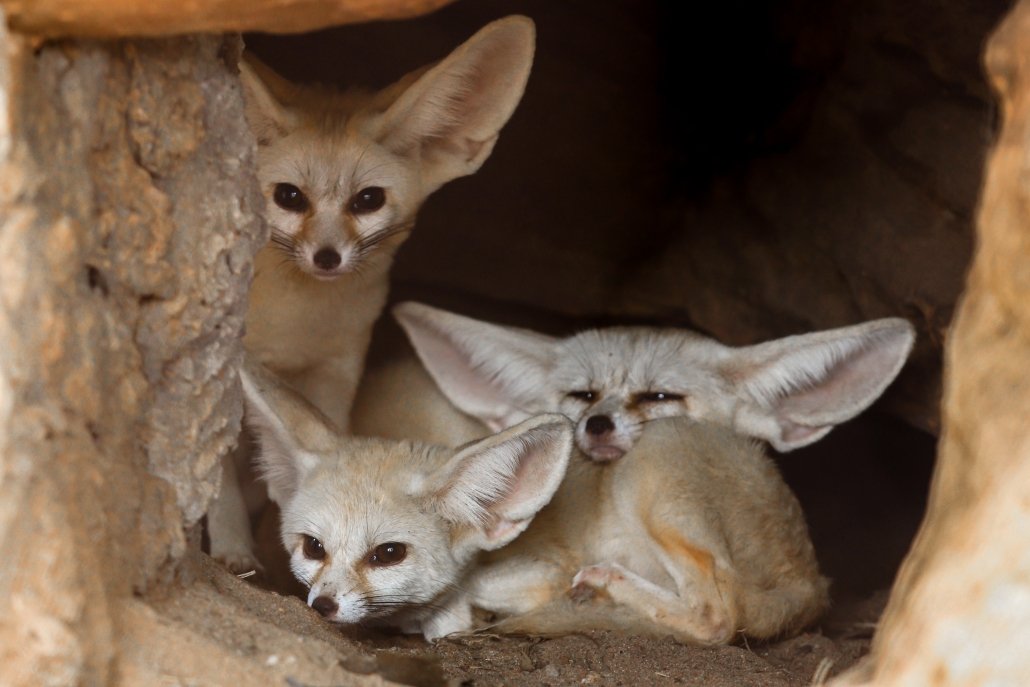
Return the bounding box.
[244,0,1008,606]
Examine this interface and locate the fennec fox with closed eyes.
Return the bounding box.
[390,302,915,461]
[209,18,536,571]
[348,305,916,643]
[356,368,831,643]
[239,362,573,640]
[468,416,830,644]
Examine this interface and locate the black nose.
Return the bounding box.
[311,595,338,618]
[313,247,342,270]
[584,415,615,436]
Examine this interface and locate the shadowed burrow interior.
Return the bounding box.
[241,0,1007,635]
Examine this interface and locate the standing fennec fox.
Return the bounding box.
[209,18,536,571]
[348,303,916,642]
[239,362,573,640]
[241,17,534,435]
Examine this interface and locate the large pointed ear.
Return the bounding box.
[239,52,299,145]
[238,360,338,502]
[427,414,572,551]
[393,302,557,432]
[722,318,916,452]
[376,15,535,191]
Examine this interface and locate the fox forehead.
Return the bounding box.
[280,440,447,544]
[553,328,730,393]
[258,128,407,197]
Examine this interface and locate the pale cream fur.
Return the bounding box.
[470,417,829,643]
[209,17,536,571]
[242,16,535,430]
[240,361,573,640]
[391,302,915,458]
[348,304,917,642]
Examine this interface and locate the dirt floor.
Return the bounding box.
[133,550,881,687]
[165,409,926,687]
[170,407,926,687]
[361,581,882,687]
[362,596,879,687]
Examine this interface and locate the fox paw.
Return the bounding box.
[573,563,625,588]
[569,564,625,602]
[211,548,264,578]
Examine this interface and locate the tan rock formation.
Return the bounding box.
[0,0,1027,684]
[1,0,454,38]
[831,1,1030,684]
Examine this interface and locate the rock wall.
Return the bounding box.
[0,29,264,684]
[834,1,1030,684]
[0,0,454,37]
[0,0,1027,684]
[612,0,1007,434]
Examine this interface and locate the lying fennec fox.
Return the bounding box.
[388,302,916,460]
[345,304,915,642]
[210,18,536,570]
[467,417,829,643]
[239,362,574,640]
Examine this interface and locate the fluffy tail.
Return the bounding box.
[735,575,831,639]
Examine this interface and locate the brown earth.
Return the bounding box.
[137,551,879,687]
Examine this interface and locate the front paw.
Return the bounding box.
[210,547,264,578]
[569,563,625,602]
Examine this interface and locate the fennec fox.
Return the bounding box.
[468,417,829,644]
[210,18,535,571]
[390,302,915,461]
[239,362,574,640]
[240,16,535,430]
[347,306,916,643]
[357,364,830,643]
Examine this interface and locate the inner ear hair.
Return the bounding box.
[239,53,297,143]
[432,414,572,548]
[727,318,915,451]
[376,16,535,186]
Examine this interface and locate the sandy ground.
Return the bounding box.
[361,590,880,687]
[128,551,879,687]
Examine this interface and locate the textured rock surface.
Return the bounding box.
[611,0,1008,434]
[832,2,1030,684]
[1,0,455,38]
[0,0,1023,684]
[0,30,264,685]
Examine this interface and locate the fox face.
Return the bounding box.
[239,362,573,638]
[393,302,916,460]
[239,16,536,280]
[253,120,423,280]
[275,442,465,626]
[550,329,731,461]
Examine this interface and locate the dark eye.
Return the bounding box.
[273,183,309,212]
[369,542,407,567]
[637,391,685,403]
[302,535,326,560]
[566,390,597,402]
[350,186,386,214]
